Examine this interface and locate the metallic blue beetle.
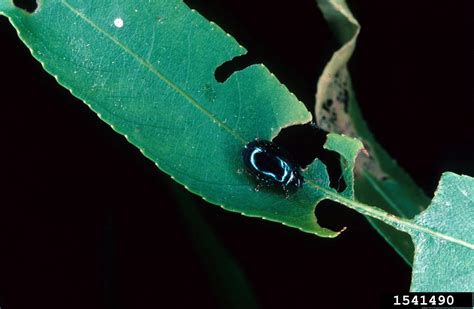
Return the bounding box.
[242,140,303,193]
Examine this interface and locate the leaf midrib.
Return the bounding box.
[60,0,247,145]
[307,179,474,251]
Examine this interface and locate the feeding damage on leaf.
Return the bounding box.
[12,0,37,13]
[318,68,353,134]
[317,67,387,180]
[315,0,389,182]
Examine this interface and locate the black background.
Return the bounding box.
[1,1,473,308]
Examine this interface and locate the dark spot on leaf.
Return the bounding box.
[322,99,333,112]
[329,111,338,123]
[13,0,37,13]
[337,89,350,113]
[214,53,256,83]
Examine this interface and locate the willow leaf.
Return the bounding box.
[315,0,430,265]
[0,0,349,236]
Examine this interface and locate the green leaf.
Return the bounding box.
[0,0,357,236]
[315,0,430,265]
[406,173,474,292]
[324,172,474,292]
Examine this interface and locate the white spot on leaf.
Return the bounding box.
[114,18,124,28]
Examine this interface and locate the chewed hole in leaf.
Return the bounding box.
[13,0,37,13]
[273,124,345,192]
[314,200,349,232]
[214,53,256,83]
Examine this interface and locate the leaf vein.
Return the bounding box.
[60,0,247,144]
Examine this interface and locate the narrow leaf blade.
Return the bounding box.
[1,0,349,235]
[315,0,430,264]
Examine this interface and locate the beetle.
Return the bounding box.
[242,139,303,194]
